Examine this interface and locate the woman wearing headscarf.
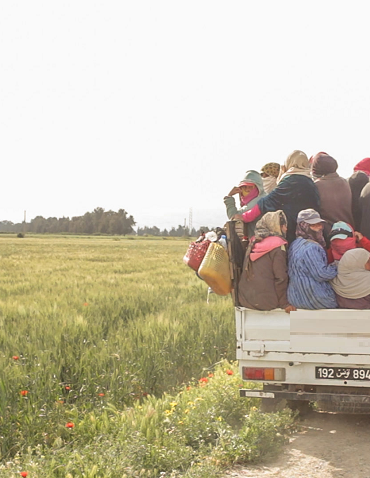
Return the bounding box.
[224,170,265,239]
[238,210,296,312]
[359,182,370,239]
[327,221,370,263]
[260,162,280,194]
[311,153,354,240]
[354,158,370,177]
[232,151,320,244]
[348,171,369,230]
[352,159,370,238]
[331,248,370,309]
[287,209,338,309]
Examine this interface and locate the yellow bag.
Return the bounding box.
[198,242,232,296]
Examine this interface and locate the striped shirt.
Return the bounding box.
[287,237,338,309]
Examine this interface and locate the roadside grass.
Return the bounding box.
[0,362,294,478]
[0,236,294,476]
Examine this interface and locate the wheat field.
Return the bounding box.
[0,235,292,477]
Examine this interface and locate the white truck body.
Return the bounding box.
[237,307,370,411]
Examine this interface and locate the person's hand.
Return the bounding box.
[232,214,244,221]
[227,186,241,196]
[285,304,297,314]
[355,231,364,242]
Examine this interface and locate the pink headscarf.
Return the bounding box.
[239,185,259,206]
[354,158,370,177]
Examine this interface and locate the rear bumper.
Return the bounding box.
[240,389,370,403]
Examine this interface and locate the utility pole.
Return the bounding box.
[23,210,26,237]
[189,207,193,236]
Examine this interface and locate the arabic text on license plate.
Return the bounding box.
[315,367,370,380]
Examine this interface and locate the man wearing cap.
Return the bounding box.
[287,209,338,309]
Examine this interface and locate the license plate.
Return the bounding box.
[316,366,370,381]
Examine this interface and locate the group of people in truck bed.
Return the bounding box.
[224,151,370,311]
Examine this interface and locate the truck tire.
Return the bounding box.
[260,397,287,413]
[286,400,312,416]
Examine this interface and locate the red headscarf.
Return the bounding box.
[354,158,370,177]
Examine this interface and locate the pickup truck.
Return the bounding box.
[236,307,370,413]
[225,221,370,413]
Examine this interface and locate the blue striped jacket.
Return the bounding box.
[287,237,338,309]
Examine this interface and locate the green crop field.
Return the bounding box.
[0,236,293,478]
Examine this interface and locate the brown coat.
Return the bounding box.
[238,246,289,310]
[314,173,354,229]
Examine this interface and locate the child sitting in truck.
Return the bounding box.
[331,248,370,309]
[287,209,338,309]
[238,210,296,313]
[327,221,370,263]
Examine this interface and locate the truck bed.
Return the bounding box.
[236,307,370,355]
[237,307,370,394]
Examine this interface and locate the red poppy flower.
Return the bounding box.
[13,355,19,360]
[208,373,214,378]
[98,393,105,397]
[65,386,71,391]
[142,392,148,397]
[186,386,191,390]
[199,377,208,383]
[83,302,88,306]
[20,390,28,396]
[20,472,28,477]
[226,370,233,375]
[65,422,74,428]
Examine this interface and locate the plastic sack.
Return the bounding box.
[183,239,211,271]
[198,242,232,295]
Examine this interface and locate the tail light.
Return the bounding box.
[242,367,285,381]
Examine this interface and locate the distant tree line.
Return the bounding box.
[0,208,136,235]
[0,208,216,237]
[137,225,215,237]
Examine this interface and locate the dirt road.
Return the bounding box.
[225,411,370,478]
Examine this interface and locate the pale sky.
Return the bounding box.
[1,1,369,231]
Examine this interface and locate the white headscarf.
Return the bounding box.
[278,150,313,183]
[262,176,277,194]
[331,248,370,299]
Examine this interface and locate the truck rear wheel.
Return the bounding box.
[260,397,287,412]
[287,400,312,416]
